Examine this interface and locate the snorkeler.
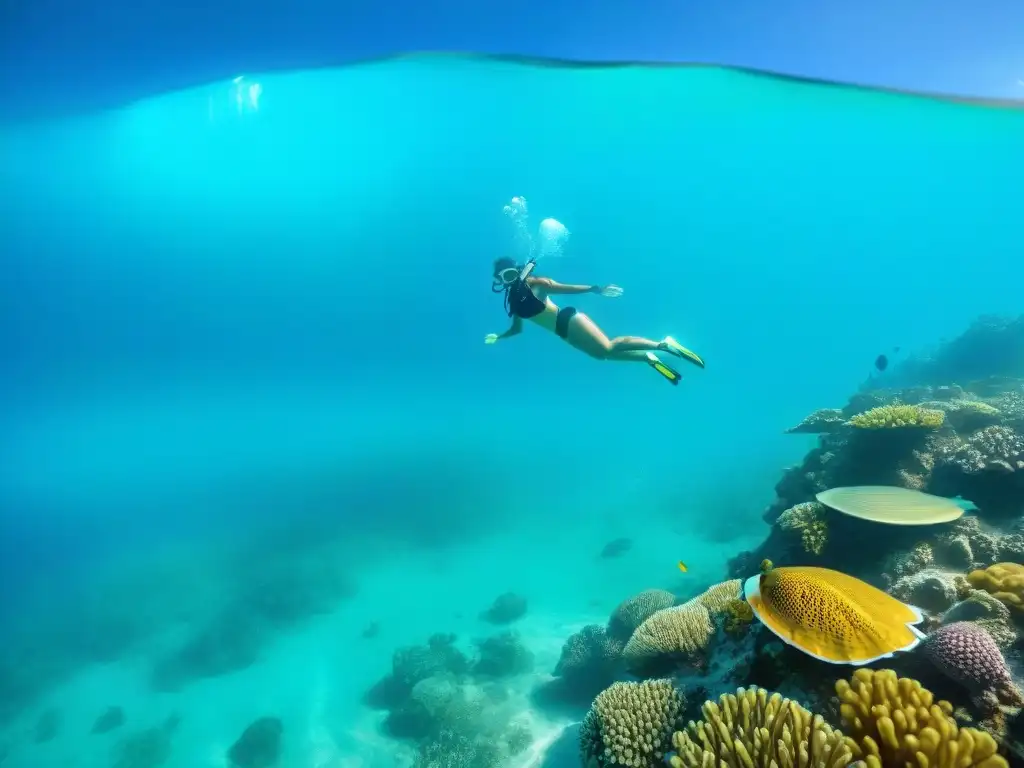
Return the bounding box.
[486,257,705,385]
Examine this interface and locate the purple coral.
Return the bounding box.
[922,622,1024,707]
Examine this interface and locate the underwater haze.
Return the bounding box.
[0,55,1021,767]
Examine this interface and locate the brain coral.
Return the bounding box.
[847,404,945,429]
[966,562,1024,610]
[579,679,684,768]
[668,687,852,768]
[622,580,740,676]
[836,668,1007,768]
[922,621,1024,707]
[607,589,676,643]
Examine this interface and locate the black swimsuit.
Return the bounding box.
[506,278,547,319]
[505,278,578,339]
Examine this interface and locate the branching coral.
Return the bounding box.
[607,589,676,643]
[847,404,945,430]
[668,687,852,768]
[966,562,1024,611]
[835,668,1008,768]
[579,679,684,767]
[776,501,829,555]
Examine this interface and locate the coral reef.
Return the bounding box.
[776,501,829,556]
[848,403,945,429]
[922,622,1024,709]
[576,320,1024,768]
[786,408,846,434]
[967,563,1024,611]
[579,680,684,767]
[607,589,675,643]
[668,687,851,768]
[540,625,624,705]
[480,593,527,625]
[621,580,740,677]
[835,668,1007,768]
[471,632,534,678]
[227,717,283,768]
[365,631,536,765]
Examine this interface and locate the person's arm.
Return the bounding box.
[498,316,523,339]
[485,315,523,344]
[527,277,600,295]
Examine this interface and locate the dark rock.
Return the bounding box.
[34,708,59,743]
[472,632,534,678]
[227,717,283,768]
[480,593,527,624]
[91,705,125,735]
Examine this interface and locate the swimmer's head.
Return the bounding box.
[492,257,520,293]
[493,257,517,278]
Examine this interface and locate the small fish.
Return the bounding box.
[874,354,888,372]
[599,537,633,559]
[677,561,688,573]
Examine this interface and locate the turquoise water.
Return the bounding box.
[0,55,1021,766]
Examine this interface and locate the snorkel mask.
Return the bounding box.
[490,259,536,293]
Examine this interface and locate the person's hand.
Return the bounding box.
[484,333,499,344]
[599,284,624,298]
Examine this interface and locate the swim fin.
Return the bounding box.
[646,352,681,385]
[660,336,705,369]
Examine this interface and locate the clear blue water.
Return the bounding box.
[0,55,1021,766]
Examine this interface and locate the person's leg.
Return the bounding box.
[565,312,664,362]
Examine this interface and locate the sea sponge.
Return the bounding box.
[847,404,945,430]
[668,687,852,768]
[966,562,1024,611]
[835,668,1008,768]
[922,622,1024,708]
[579,679,684,767]
[776,501,829,555]
[607,589,676,643]
[622,580,740,676]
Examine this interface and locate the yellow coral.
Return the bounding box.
[580,679,684,767]
[777,501,829,555]
[723,598,754,637]
[966,562,1024,611]
[622,580,741,675]
[836,668,1007,768]
[668,687,852,768]
[847,404,945,430]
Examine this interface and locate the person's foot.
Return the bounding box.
[659,336,705,369]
